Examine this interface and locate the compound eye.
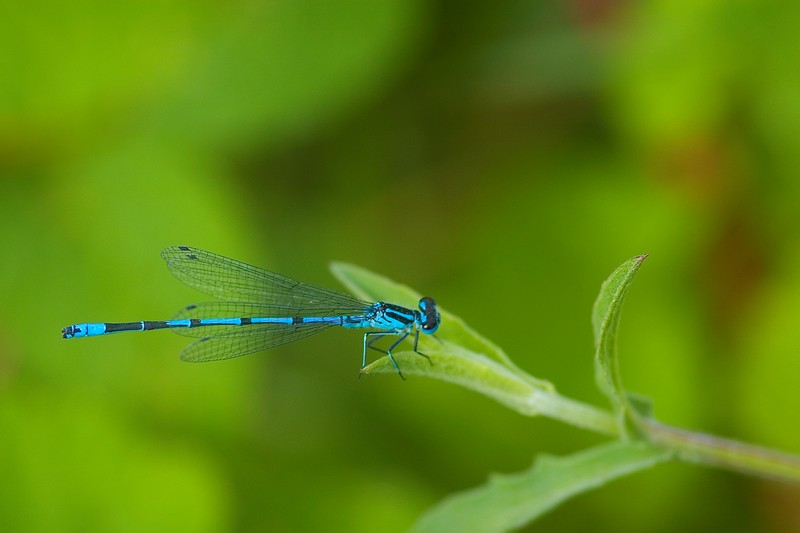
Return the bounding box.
[419,297,440,333]
[419,297,436,311]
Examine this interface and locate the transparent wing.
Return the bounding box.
[179,323,333,362]
[171,301,360,362]
[161,245,369,307]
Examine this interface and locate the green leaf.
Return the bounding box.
[330,263,620,435]
[591,255,648,425]
[360,343,547,416]
[626,391,655,419]
[411,441,672,533]
[330,262,552,390]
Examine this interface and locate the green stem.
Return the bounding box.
[498,366,800,482]
[368,351,800,483]
[640,418,800,484]
[539,391,800,483]
[527,390,800,483]
[531,390,619,436]
[370,351,800,484]
[525,378,800,483]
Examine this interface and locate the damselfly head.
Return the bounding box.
[418,297,440,334]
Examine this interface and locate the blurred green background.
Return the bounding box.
[2,0,799,531]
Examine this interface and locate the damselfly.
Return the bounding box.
[62,246,440,379]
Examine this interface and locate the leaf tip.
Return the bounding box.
[328,261,346,273]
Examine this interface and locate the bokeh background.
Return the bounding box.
[2,1,799,531]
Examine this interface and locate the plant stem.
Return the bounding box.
[539,391,800,483]
[640,418,800,483]
[532,389,620,436]
[539,390,800,483]
[523,382,800,483]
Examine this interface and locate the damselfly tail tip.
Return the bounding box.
[61,326,73,339]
